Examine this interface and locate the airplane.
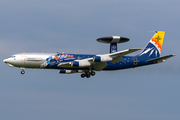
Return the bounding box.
[3,31,175,78]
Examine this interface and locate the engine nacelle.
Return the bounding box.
[77,70,85,73]
[93,55,112,62]
[71,61,79,67]
[71,60,91,67]
[59,69,85,74]
[59,69,77,74]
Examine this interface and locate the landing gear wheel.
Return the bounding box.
[86,71,90,75]
[85,72,91,78]
[81,71,94,78]
[91,71,96,76]
[86,74,90,78]
[21,71,25,74]
[81,74,86,78]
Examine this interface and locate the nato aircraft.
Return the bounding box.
[3,31,175,78]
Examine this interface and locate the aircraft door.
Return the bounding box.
[21,53,26,65]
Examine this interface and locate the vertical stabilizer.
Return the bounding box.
[137,31,165,58]
[110,43,117,53]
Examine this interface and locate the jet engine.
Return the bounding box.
[59,69,77,74]
[71,60,91,67]
[59,69,85,74]
[93,55,113,62]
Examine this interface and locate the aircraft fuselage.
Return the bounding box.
[3,53,153,70]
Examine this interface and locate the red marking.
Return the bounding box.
[151,38,162,51]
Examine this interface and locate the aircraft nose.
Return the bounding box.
[3,58,11,63]
[3,59,8,63]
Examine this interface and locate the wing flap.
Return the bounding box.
[93,62,107,71]
[111,56,123,63]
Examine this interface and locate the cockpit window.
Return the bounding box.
[10,56,15,58]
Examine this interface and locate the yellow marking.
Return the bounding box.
[133,57,139,65]
[77,56,82,60]
[151,31,165,51]
[21,54,27,61]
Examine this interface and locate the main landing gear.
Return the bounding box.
[81,71,96,78]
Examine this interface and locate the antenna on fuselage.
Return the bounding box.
[148,31,158,33]
[97,36,130,53]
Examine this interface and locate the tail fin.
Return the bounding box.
[137,31,165,58]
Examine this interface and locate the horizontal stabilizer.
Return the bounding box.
[146,54,175,63]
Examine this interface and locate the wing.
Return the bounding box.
[109,48,141,63]
[110,48,142,56]
[58,48,141,71]
[58,62,71,67]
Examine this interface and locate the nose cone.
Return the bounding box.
[3,59,8,63]
[3,58,15,67]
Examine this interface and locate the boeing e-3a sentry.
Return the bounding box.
[3,31,175,78]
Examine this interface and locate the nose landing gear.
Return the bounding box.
[81,71,96,78]
[21,70,25,74]
[20,68,25,74]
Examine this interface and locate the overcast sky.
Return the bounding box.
[0,0,180,120]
